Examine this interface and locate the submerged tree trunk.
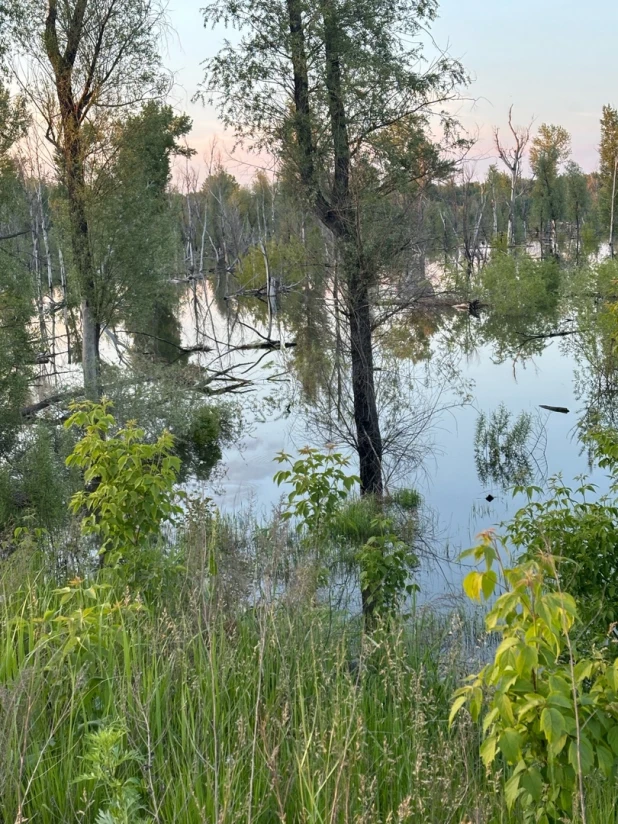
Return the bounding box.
[347,273,383,497]
[286,0,384,624]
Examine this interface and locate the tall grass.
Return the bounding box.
[1,551,617,822]
[0,569,484,823]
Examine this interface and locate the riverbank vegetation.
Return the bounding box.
[3,0,618,821]
[0,404,618,821]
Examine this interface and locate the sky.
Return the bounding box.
[165,0,615,181]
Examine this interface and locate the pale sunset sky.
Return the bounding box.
[165,0,615,179]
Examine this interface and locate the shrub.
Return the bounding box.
[65,400,183,566]
[451,533,618,824]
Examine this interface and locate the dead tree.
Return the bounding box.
[494,107,532,251]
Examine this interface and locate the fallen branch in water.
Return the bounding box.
[518,329,578,342]
[120,329,296,355]
[186,340,296,354]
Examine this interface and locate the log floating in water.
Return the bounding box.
[539,405,570,414]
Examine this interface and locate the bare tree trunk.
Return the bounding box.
[508,166,517,249]
[81,296,99,395]
[348,274,383,496]
[58,248,71,364]
[287,0,384,624]
[495,107,531,254]
[67,178,100,399]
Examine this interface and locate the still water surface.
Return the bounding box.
[202,314,608,603]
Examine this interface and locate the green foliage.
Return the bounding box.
[390,487,421,511]
[503,428,618,643]
[273,447,359,536]
[75,722,152,824]
[357,516,419,616]
[330,494,419,616]
[273,451,418,617]
[479,253,560,316]
[453,534,618,824]
[65,400,183,565]
[236,237,309,290]
[475,405,535,490]
[0,425,77,534]
[470,253,562,362]
[181,405,232,480]
[0,83,27,155]
[0,573,490,824]
[329,494,383,549]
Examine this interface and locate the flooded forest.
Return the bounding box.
[2,1,618,822]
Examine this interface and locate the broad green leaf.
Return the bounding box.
[481,570,498,600]
[504,771,522,809]
[495,692,515,725]
[498,729,522,763]
[480,735,498,767]
[516,644,538,676]
[596,744,615,777]
[540,707,566,744]
[463,571,483,602]
[549,733,568,757]
[568,735,594,774]
[607,725,618,755]
[546,692,573,710]
[520,766,543,802]
[448,694,468,727]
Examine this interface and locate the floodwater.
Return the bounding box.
[33,268,616,604]
[173,275,614,604]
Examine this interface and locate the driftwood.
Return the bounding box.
[539,405,570,414]
[182,340,296,355]
[519,330,578,341]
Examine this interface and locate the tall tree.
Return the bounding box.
[92,102,193,339]
[599,105,618,257]
[0,86,32,454]
[494,107,531,250]
[529,124,570,258]
[201,0,465,511]
[564,161,590,262]
[8,0,169,398]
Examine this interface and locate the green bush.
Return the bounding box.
[65,400,183,566]
[452,534,618,824]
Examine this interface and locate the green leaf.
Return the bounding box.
[463,571,483,602]
[481,569,498,599]
[495,692,515,725]
[596,744,615,777]
[568,736,594,774]
[607,725,618,755]
[546,692,573,710]
[480,735,498,767]
[516,644,538,676]
[520,766,543,802]
[540,708,566,744]
[549,734,568,757]
[504,771,523,809]
[449,694,468,727]
[498,729,522,763]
